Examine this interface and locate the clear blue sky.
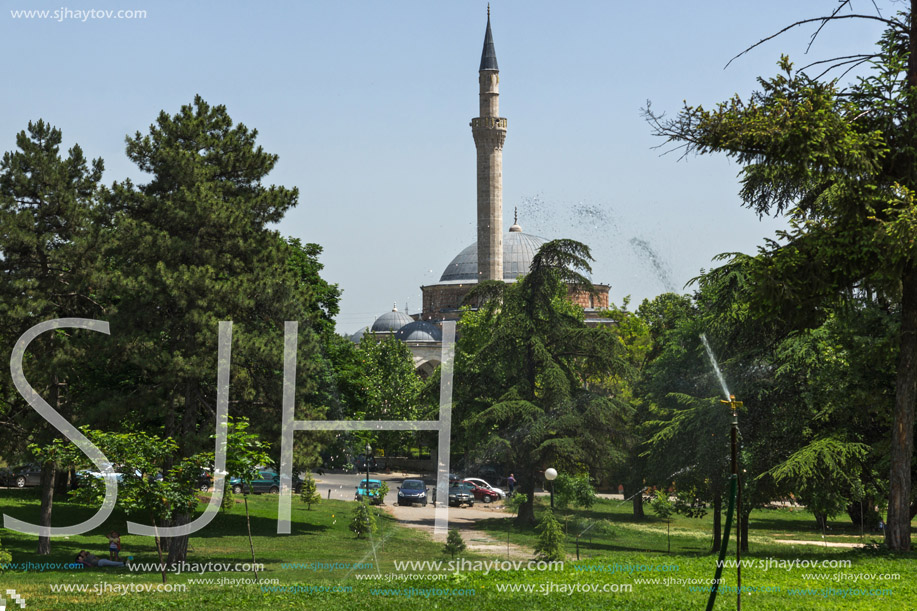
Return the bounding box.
[1,1,892,333]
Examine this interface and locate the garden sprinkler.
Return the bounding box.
[705,394,743,611]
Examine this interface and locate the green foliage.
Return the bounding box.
[505,492,528,515]
[443,528,467,559]
[649,490,675,520]
[220,486,235,513]
[533,509,565,562]
[349,499,377,539]
[650,490,675,553]
[377,480,390,504]
[32,428,203,524]
[222,417,273,495]
[0,119,105,457]
[0,536,10,566]
[552,473,596,510]
[458,239,630,524]
[299,473,321,510]
[97,95,327,468]
[647,12,917,548]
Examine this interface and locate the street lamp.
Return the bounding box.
[545,468,557,511]
[365,443,372,503]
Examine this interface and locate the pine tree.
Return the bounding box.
[299,473,321,510]
[349,499,378,539]
[443,528,467,559]
[534,510,565,562]
[0,120,105,555]
[99,96,328,561]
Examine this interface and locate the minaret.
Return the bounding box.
[471,5,507,282]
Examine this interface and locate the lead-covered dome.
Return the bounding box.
[371,305,413,332]
[395,320,443,342]
[439,231,548,282]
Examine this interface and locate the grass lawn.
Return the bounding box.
[1,488,914,610]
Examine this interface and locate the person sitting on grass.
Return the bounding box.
[76,550,126,568]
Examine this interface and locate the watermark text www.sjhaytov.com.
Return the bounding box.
[10,7,147,22]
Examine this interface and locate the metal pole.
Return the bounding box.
[720,395,743,611]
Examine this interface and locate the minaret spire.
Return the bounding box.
[471,9,507,282]
[480,6,499,71]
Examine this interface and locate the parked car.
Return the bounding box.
[462,477,506,500]
[462,479,501,503]
[229,470,302,495]
[196,469,213,492]
[355,478,384,504]
[396,479,428,506]
[1,464,43,488]
[448,483,475,507]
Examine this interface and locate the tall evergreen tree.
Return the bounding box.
[458,239,629,525]
[99,96,325,561]
[647,5,917,550]
[0,120,104,554]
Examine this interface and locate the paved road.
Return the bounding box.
[313,471,441,504]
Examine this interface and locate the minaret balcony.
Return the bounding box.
[470,117,507,130]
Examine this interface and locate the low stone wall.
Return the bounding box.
[385,457,435,473]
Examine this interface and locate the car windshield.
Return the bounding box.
[402,481,424,490]
[358,481,381,489]
[449,484,473,493]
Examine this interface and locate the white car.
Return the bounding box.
[463,477,506,500]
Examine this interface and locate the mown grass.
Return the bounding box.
[1,488,914,610]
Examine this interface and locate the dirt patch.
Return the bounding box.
[381,502,534,559]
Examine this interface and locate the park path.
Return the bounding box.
[773,539,867,548]
[381,502,534,560]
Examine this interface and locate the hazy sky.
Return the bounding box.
[1,1,893,333]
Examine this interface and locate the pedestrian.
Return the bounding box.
[507,473,516,495]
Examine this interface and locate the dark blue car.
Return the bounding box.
[397,479,428,507]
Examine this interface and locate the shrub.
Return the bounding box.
[300,473,321,510]
[349,499,378,539]
[443,528,467,559]
[534,510,565,561]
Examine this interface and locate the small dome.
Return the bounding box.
[371,305,413,332]
[395,320,443,342]
[439,231,549,282]
[350,326,369,344]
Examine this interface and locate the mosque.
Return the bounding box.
[350,10,611,377]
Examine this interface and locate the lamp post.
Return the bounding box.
[365,443,372,503]
[545,468,557,511]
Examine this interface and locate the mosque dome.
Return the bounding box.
[349,326,369,344]
[394,320,443,342]
[439,230,548,283]
[370,305,413,332]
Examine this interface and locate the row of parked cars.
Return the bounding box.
[0,463,302,496]
[354,475,506,507]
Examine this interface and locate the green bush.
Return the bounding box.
[443,528,467,559]
[534,509,565,561]
[553,473,596,509]
[300,473,321,510]
[349,499,378,539]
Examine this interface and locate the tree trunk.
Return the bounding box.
[739,509,750,553]
[515,470,536,526]
[165,513,190,565]
[888,265,917,551]
[814,511,828,532]
[633,488,645,520]
[711,495,722,553]
[36,460,56,555]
